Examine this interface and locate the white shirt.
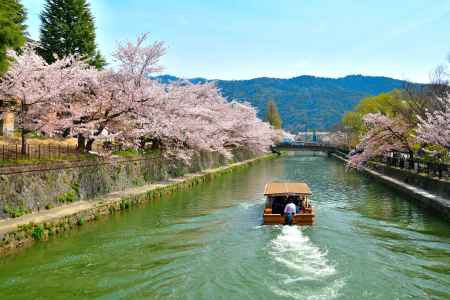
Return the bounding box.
[284,203,296,214]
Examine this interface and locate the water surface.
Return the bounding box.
[1,154,449,299]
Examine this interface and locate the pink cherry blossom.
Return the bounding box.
[348,113,412,169]
[1,34,276,160]
[416,94,450,149]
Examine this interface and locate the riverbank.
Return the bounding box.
[0,153,278,256]
[331,153,450,221]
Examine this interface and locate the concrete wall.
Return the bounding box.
[0,149,255,219]
[367,161,449,199]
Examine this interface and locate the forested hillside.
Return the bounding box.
[155,75,406,131]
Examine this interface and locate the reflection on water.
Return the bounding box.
[0,154,449,300]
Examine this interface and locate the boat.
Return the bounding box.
[263,181,315,225]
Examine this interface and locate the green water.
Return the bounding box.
[1,155,449,300]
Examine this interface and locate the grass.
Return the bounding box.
[0,153,98,167]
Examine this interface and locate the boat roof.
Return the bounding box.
[264,182,311,196]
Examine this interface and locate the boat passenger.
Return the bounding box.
[284,199,296,225]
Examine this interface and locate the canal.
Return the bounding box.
[0,154,449,299]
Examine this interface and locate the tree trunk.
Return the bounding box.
[151,139,161,150]
[139,137,147,149]
[86,139,95,152]
[408,150,414,169]
[21,130,27,155]
[77,135,86,152]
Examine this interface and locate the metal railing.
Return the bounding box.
[378,156,449,180]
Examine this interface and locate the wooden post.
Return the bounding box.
[15,144,18,160]
[38,144,41,159]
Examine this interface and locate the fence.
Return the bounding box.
[377,156,449,180]
[0,142,130,162]
[0,143,81,161]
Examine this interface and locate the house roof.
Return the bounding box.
[264,182,311,196]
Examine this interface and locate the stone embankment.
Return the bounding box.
[0,153,276,256]
[331,153,450,221]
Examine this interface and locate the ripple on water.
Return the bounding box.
[268,226,344,299]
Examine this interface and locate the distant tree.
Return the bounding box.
[341,90,406,147]
[0,0,26,74]
[266,100,282,129]
[39,0,106,69]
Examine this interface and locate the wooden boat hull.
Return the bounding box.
[263,208,315,225]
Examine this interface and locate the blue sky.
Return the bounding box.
[22,0,450,83]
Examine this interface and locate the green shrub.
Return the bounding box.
[120,199,131,210]
[3,203,28,218]
[31,226,44,240]
[77,217,84,226]
[56,190,77,203]
[45,203,54,210]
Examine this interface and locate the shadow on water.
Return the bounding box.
[0,154,449,300]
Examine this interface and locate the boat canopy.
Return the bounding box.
[264,182,311,196]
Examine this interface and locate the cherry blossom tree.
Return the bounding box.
[416,94,450,149]
[0,47,96,153]
[110,34,275,160]
[129,81,275,161]
[41,33,167,151]
[1,33,276,162]
[348,113,413,168]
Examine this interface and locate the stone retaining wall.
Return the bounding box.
[0,150,253,219]
[367,161,449,199]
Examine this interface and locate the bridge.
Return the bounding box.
[273,142,346,155]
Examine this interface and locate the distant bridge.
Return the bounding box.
[274,142,347,155]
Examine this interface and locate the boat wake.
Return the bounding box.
[269,226,344,299]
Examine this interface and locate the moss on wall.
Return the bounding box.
[0,149,256,219]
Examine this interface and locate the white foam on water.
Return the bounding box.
[269,226,344,299]
[271,279,345,300]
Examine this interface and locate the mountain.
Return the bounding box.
[154,74,407,131]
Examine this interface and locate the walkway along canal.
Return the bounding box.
[0,154,449,299]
